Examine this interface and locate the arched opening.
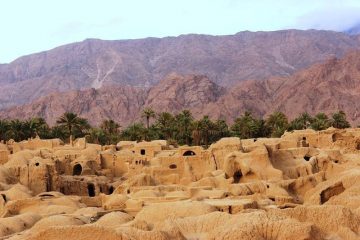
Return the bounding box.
[169,164,177,169]
[38,193,55,198]
[87,183,95,197]
[140,149,146,155]
[108,186,114,195]
[73,164,82,176]
[233,170,242,183]
[183,150,196,156]
[35,162,40,166]
[332,133,343,142]
[302,137,306,141]
[304,155,311,161]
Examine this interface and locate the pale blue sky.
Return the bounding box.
[1,0,360,63]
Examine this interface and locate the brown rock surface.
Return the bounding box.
[3,51,360,125]
[1,29,360,109]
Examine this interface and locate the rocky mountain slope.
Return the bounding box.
[0,85,147,125]
[2,51,360,126]
[0,75,223,125]
[206,50,360,124]
[0,30,359,109]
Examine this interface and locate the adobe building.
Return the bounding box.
[1,128,360,239]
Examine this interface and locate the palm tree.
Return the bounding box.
[310,113,330,131]
[155,112,175,140]
[87,128,107,145]
[56,112,89,144]
[231,111,267,138]
[212,119,230,142]
[121,123,146,141]
[289,112,313,130]
[266,111,289,137]
[199,116,216,148]
[175,110,194,145]
[100,119,121,144]
[191,120,202,146]
[255,119,271,138]
[330,111,351,129]
[100,119,120,135]
[6,119,26,142]
[142,107,156,129]
[0,120,9,141]
[27,117,49,138]
[50,125,68,141]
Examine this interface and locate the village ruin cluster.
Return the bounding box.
[0,128,360,239]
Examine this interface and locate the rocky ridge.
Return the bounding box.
[1,29,360,109]
[2,51,360,126]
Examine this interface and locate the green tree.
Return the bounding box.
[0,120,9,141]
[231,111,266,139]
[146,124,161,141]
[330,111,351,129]
[310,113,330,131]
[175,110,194,145]
[27,117,50,138]
[6,120,27,141]
[191,117,227,147]
[288,112,313,131]
[56,112,90,143]
[155,112,175,140]
[199,116,216,148]
[266,111,288,137]
[142,107,156,129]
[50,125,68,141]
[211,119,230,142]
[87,128,107,145]
[120,123,146,141]
[100,119,121,144]
[191,120,202,146]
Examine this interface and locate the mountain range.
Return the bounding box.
[2,50,360,126]
[1,29,360,126]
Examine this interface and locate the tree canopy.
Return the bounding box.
[0,110,353,147]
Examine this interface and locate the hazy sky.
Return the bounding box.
[1,0,360,63]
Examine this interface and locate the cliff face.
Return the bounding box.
[0,85,147,125]
[267,51,360,122]
[209,51,360,124]
[0,74,226,125]
[145,73,225,114]
[2,51,360,126]
[0,30,359,109]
